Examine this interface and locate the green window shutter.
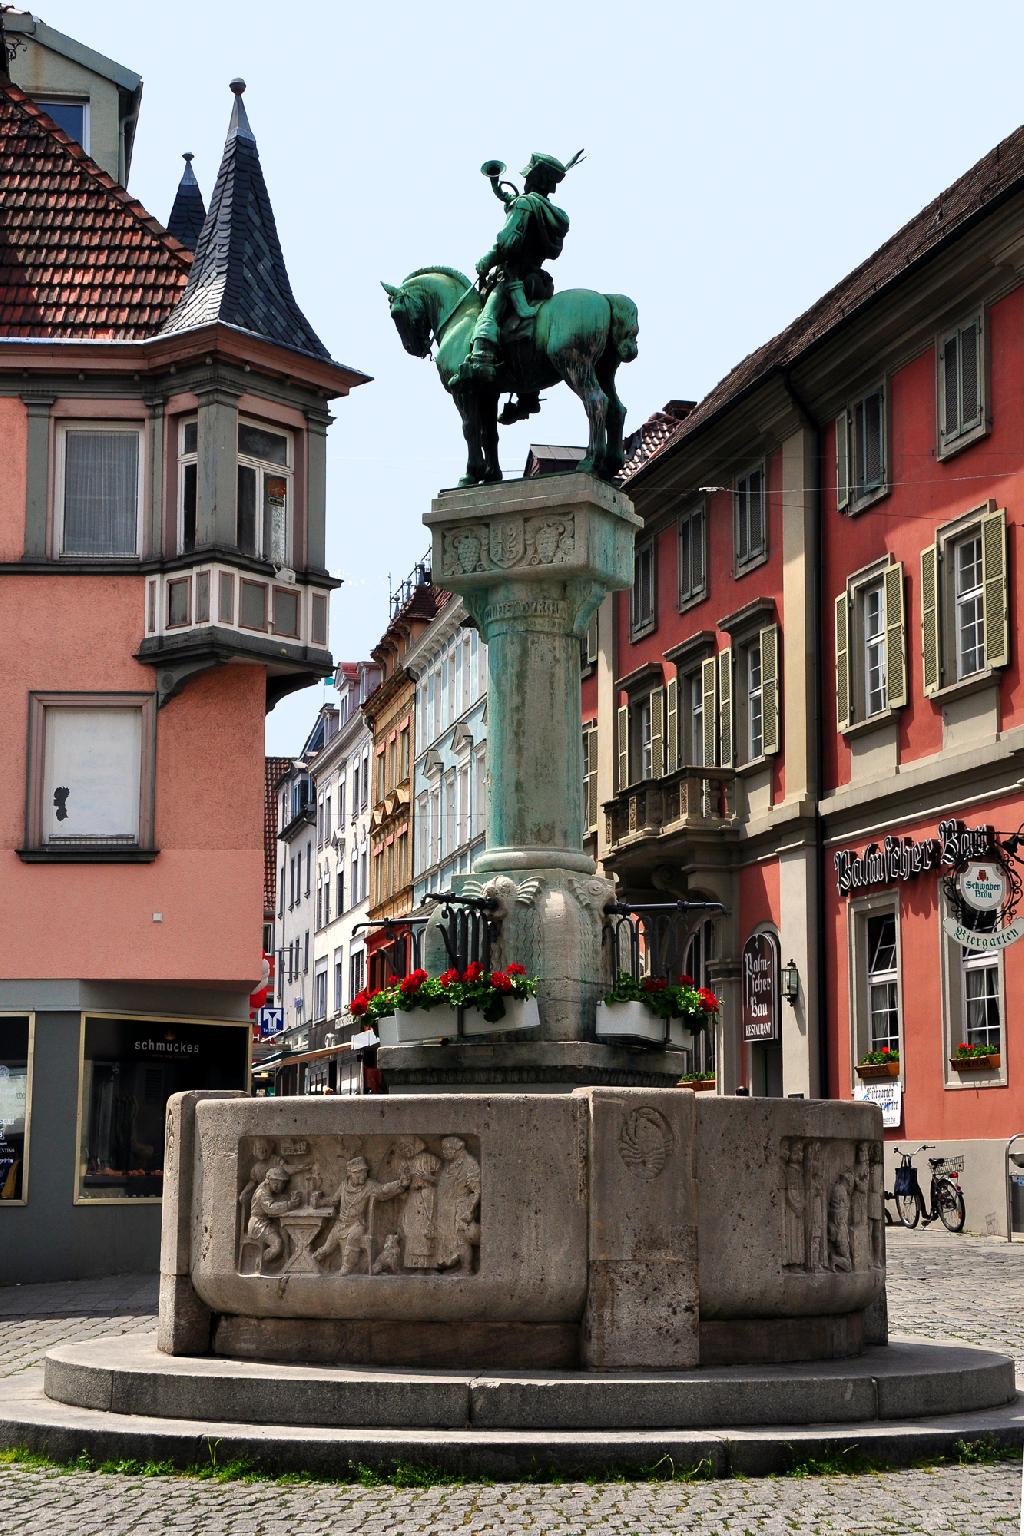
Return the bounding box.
[718,647,734,767]
[760,624,780,756]
[981,505,1009,669]
[616,704,629,790]
[650,687,665,779]
[701,656,718,767]
[883,561,907,708]
[835,592,851,731]
[836,410,850,512]
[584,727,597,831]
[665,677,679,774]
[920,544,941,696]
[960,320,981,431]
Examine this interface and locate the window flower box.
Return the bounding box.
[679,1073,716,1092]
[855,1060,900,1080]
[462,996,540,1037]
[376,1010,455,1046]
[950,1051,1000,1072]
[596,999,688,1049]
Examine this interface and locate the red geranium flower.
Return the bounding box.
[506,963,526,976]
[678,973,694,985]
[439,968,460,987]
[698,988,719,1011]
[350,993,368,1017]
[880,1046,890,1055]
[463,961,484,982]
[400,971,424,994]
[491,970,513,993]
[642,976,668,993]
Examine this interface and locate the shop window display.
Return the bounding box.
[0,1015,32,1202]
[77,1015,248,1201]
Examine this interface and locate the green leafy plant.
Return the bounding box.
[603,971,719,1025]
[679,1070,715,1083]
[858,1045,899,1066]
[952,1041,998,1060]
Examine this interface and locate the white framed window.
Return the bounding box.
[56,423,144,558]
[473,744,487,840]
[177,418,198,553]
[866,912,900,1054]
[938,313,984,454]
[746,643,764,761]
[939,896,1005,1084]
[313,960,328,1022]
[349,947,365,1003]
[921,505,1008,696]
[34,97,89,150]
[237,420,292,563]
[638,694,653,780]
[734,463,766,570]
[582,723,597,835]
[678,503,706,606]
[25,693,156,855]
[581,611,599,671]
[688,671,704,766]
[630,541,656,635]
[359,846,368,902]
[836,386,886,511]
[350,849,358,907]
[333,947,344,1015]
[836,562,906,730]
[862,581,887,716]
[953,531,984,680]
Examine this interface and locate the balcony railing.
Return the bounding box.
[144,561,330,652]
[604,766,735,849]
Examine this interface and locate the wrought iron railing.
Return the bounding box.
[351,917,428,981]
[425,891,500,972]
[603,899,726,986]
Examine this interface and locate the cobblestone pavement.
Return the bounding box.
[0,1229,1020,1534]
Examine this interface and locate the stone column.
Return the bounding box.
[379,475,687,1092]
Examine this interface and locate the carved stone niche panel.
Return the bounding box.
[780,1135,883,1277]
[236,1133,481,1280]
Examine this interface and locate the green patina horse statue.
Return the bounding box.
[382,267,638,486]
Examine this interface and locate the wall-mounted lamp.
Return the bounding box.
[781,958,800,1006]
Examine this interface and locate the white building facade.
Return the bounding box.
[410,598,488,907]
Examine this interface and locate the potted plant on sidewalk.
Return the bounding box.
[855,1045,900,1079]
[597,972,719,1049]
[950,1040,1001,1072]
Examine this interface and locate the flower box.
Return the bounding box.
[596,1000,688,1050]
[855,1059,901,1080]
[461,996,540,1037]
[680,1076,716,1092]
[950,1052,1000,1072]
[375,1009,456,1046]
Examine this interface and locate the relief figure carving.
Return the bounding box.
[241,1163,301,1274]
[315,1155,409,1276]
[868,1142,885,1268]
[397,1136,443,1269]
[434,1135,481,1272]
[851,1143,871,1271]
[805,1142,829,1272]
[827,1170,853,1273]
[782,1138,807,1270]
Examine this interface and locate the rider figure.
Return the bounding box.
[454,150,582,396]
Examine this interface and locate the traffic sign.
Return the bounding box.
[257,1006,285,1039]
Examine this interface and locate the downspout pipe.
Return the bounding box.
[781,373,827,1099]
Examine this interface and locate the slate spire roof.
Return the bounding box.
[166,152,206,253]
[159,79,330,360]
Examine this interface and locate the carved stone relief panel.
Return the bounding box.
[617,1107,672,1180]
[780,1136,882,1275]
[237,1133,481,1279]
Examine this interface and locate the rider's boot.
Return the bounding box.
[451,338,498,387]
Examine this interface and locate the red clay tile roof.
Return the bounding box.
[0,83,191,339]
[617,410,685,484]
[264,755,290,914]
[626,121,1024,483]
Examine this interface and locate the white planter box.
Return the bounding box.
[596,999,688,1050]
[462,996,541,1037]
[375,1009,456,1046]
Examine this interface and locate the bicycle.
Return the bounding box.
[892,1144,966,1232]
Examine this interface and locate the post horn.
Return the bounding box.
[480,159,519,206]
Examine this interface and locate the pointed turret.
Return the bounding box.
[159,79,329,359]
[166,153,206,252]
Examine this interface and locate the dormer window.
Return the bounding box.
[237,421,291,564]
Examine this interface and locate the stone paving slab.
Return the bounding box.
[0,1229,1021,1532]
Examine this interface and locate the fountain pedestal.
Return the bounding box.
[379,473,685,1093]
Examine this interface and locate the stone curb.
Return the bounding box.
[1,1367,1023,1479]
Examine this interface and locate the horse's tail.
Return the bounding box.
[608,294,639,363]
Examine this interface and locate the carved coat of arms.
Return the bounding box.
[489,518,525,568]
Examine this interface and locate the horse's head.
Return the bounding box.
[381,279,432,358]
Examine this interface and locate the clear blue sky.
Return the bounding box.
[39,0,1024,753]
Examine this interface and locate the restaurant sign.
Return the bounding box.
[834,819,993,897]
[742,931,780,1043]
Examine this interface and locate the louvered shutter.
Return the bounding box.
[960,321,981,431]
[584,727,597,831]
[650,687,665,779]
[718,647,734,767]
[883,561,907,708]
[863,390,884,492]
[616,704,629,790]
[760,624,780,756]
[750,470,766,556]
[701,657,717,767]
[941,335,959,444]
[981,505,1009,669]
[920,545,941,696]
[693,506,706,595]
[835,592,852,731]
[836,411,850,512]
[665,677,679,773]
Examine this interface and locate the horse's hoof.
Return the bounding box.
[482,471,504,484]
[456,476,480,489]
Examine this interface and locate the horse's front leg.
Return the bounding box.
[452,388,486,487]
[480,388,502,483]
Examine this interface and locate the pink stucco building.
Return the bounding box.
[0,62,366,1279]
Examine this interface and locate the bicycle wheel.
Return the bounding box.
[937,1179,966,1233]
[895,1192,920,1227]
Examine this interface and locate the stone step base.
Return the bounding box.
[1,1362,1021,1480]
[39,1332,1017,1431]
